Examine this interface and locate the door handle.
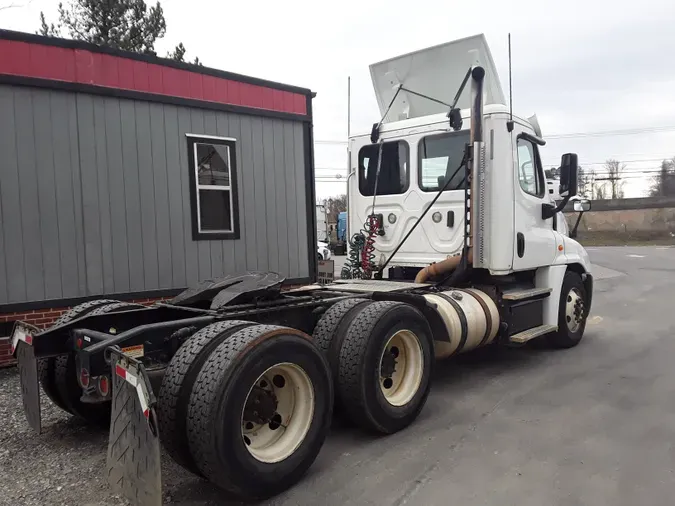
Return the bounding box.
[517,233,525,258]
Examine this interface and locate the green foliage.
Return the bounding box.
[168,41,203,66]
[38,0,168,55]
[168,41,187,61]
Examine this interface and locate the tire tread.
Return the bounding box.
[157,320,254,474]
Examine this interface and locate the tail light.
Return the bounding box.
[79,368,90,388]
[98,375,110,397]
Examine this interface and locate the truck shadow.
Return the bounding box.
[1,340,580,506]
[161,343,556,505]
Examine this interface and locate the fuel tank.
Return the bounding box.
[424,288,499,359]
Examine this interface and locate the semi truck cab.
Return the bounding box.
[348,105,590,275]
[346,34,592,331]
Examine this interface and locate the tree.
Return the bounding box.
[168,42,186,61]
[38,11,58,36]
[321,194,347,222]
[168,42,203,66]
[594,181,607,200]
[38,0,170,55]
[577,165,593,198]
[649,158,675,197]
[602,159,625,199]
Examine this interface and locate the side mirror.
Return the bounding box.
[542,154,579,220]
[570,198,590,239]
[573,199,591,212]
[559,153,578,198]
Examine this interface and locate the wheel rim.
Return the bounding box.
[379,330,424,407]
[565,287,585,333]
[241,363,314,463]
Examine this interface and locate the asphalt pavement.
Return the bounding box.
[1,246,674,506]
[277,246,675,506]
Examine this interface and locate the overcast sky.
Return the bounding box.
[3,0,675,199]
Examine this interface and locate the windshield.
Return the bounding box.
[418,131,469,191]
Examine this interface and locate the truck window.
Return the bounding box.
[418,131,469,191]
[359,141,409,196]
[517,138,544,197]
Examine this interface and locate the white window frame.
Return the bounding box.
[187,133,239,240]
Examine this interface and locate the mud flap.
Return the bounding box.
[12,322,42,433]
[106,347,162,506]
[16,341,41,433]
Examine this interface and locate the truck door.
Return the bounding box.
[512,132,556,270]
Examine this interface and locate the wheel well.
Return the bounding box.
[566,263,586,277]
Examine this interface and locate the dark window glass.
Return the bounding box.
[198,189,232,231]
[358,141,409,196]
[196,143,231,186]
[418,131,469,191]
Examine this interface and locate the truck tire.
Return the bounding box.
[312,298,373,385]
[84,301,145,316]
[187,325,333,500]
[50,301,142,423]
[157,320,256,475]
[337,301,434,434]
[51,299,120,327]
[39,299,119,413]
[547,271,588,349]
[53,353,110,425]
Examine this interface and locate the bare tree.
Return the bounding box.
[650,158,675,197]
[321,194,347,222]
[577,165,594,198]
[602,159,625,199]
[594,181,607,200]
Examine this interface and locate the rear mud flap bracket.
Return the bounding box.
[106,346,162,506]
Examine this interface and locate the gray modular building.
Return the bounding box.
[0,30,317,336]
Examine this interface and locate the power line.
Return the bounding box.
[315,140,348,145]
[547,125,675,140]
[544,157,673,168]
[315,124,675,146]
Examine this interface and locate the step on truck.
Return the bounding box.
[11,34,593,504]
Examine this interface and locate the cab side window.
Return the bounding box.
[517,138,544,197]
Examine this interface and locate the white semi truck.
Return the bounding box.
[11,34,592,505]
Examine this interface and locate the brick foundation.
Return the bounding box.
[0,296,172,368]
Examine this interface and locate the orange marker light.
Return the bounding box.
[558,245,564,251]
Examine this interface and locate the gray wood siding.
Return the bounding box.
[0,85,311,305]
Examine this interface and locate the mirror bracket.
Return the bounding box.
[542,195,571,220]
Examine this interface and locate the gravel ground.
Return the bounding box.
[0,367,125,506]
[0,366,250,506]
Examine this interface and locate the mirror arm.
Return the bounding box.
[570,210,585,239]
[542,194,571,220]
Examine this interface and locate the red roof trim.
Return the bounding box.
[0,39,307,116]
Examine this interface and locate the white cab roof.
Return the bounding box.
[370,34,506,122]
[350,104,529,141]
